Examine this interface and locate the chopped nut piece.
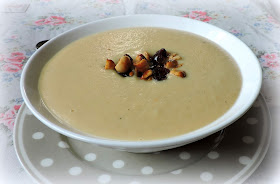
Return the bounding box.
[141,69,153,79]
[170,69,186,78]
[129,71,134,77]
[135,54,146,63]
[105,59,116,70]
[124,54,133,62]
[133,58,150,73]
[177,63,183,68]
[168,53,182,61]
[165,60,178,68]
[115,56,132,73]
[143,51,150,61]
[105,48,186,81]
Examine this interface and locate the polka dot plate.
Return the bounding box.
[14,95,271,184]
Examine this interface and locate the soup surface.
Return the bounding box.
[39,27,242,141]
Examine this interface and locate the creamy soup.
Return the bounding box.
[39,28,242,141]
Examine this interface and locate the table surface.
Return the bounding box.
[0,0,279,183]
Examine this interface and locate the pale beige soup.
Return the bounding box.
[39,28,242,141]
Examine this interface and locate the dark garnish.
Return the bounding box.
[105,48,185,81]
[136,71,143,78]
[152,48,168,67]
[152,67,170,81]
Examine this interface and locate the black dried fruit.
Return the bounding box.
[152,67,170,81]
[152,48,168,67]
[136,71,143,78]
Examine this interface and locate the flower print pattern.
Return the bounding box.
[0,54,4,61]
[183,11,213,22]
[7,52,25,63]
[23,14,88,31]
[2,63,22,73]
[253,14,280,32]
[35,16,67,26]
[0,105,21,130]
[3,35,21,44]
[260,53,280,69]
[262,53,277,60]
[1,52,25,73]
[0,50,29,85]
[229,29,245,38]
[251,46,280,79]
[267,15,280,25]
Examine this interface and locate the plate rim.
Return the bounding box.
[13,94,271,184]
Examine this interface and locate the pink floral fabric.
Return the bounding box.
[0,105,21,130]
[261,53,280,68]
[183,11,213,22]
[1,52,25,73]
[35,16,67,26]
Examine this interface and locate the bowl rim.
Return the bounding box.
[20,14,262,149]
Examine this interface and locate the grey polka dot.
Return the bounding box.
[97,174,111,183]
[207,151,219,159]
[239,156,252,165]
[246,118,258,125]
[84,153,97,162]
[200,172,213,182]
[32,132,44,139]
[40,158,53,167]
[68,167,82,176]
[58,141,69,148]
[179,152,191,160]
[141,166,153,175]
[242,136,255,144]
[112,160,125,169]
[171,169,182,175]
[129,181,141,184]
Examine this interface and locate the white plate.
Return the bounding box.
[14,95,270,184]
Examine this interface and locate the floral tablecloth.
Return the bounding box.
[0,0,279,183]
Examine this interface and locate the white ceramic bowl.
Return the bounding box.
[20,15,262,153]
